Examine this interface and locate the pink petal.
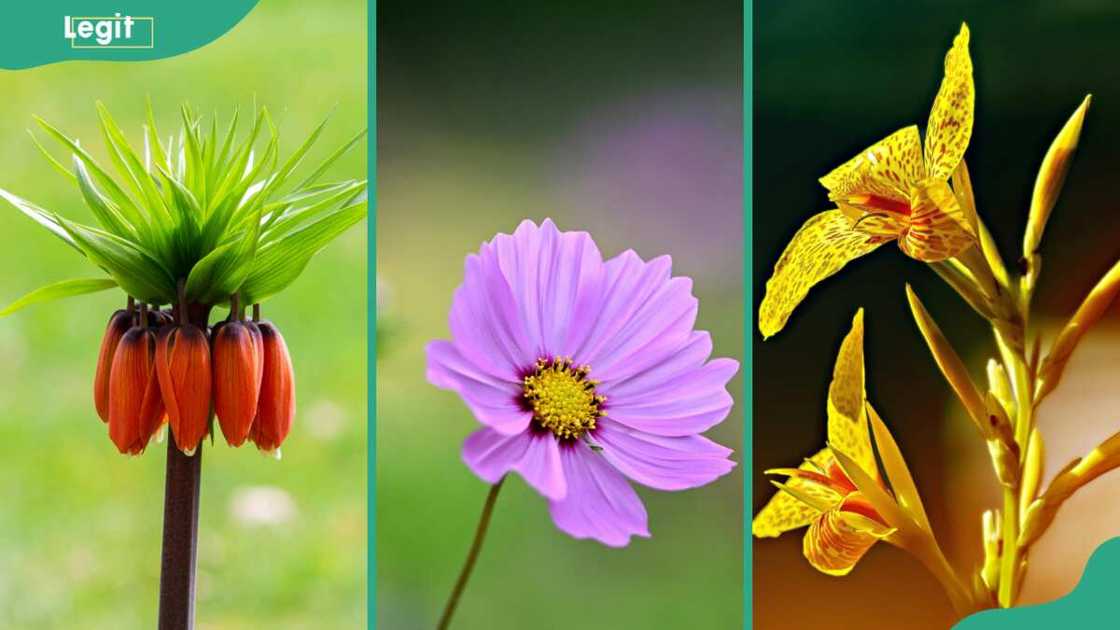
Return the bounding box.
[548,444,650,547]
[603,358,739,436]
[448,248,536,374]
[600,331,711,398]
[576,250,698,382]
[462,427,532,483]
[426,341,531,435]
[461,428,567,500]
[591,419,735,491]
[493,219,605,359]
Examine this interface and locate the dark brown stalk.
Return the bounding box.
[158,282,209,629]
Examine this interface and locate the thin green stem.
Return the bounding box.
[436,477,505,630]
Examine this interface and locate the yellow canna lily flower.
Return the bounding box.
[753,309,896,575]
[759,24,976,338]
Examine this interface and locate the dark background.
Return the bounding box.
[754,1,1120,628]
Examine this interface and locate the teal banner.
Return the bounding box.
[957,537,1120,628]
[0,1,259,69]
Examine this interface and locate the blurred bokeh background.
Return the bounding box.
[377,1,742,628]
[0,0,366,628]
[755,2,1120,628]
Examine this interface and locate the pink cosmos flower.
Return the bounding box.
[426,219,738,546]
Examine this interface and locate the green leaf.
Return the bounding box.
[241,197,367,303]
[74,156,136,239]
[28,130,77,183]
[294,128,368,191]
[1,278,118,317]
[0,188,80,252]
[261,181,366,244]
[35,115,151,236]
[185,207,261,303]
[56,217,175,303]
[96,102,173,229]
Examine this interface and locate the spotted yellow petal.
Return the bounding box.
[802,494,894,576]
[753,448,841,538]
[759,211,886,338]
[826,309,876,477]
[898,178,976,262]
[924,23,974,181]
[820,126,924,205]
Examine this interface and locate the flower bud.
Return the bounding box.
[108,326,164,454]
[250,321,295,453]
[156,324,212,455]
[94,309,132,423]
[212,320,264,446]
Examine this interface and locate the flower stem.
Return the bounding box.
[158,296,207,629]
[436,477,505,630]
[158,438,202,629]
[997,342,1034,607]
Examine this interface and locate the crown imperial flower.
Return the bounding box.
[94,307,133,423]
[155,322,212,454]
[249,321,296,454]
[108,310,165,455]
[212,317,265,446]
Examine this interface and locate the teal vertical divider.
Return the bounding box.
[743,1,753,628]
[369,1,378,628]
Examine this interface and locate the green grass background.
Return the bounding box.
[0,0,367,628]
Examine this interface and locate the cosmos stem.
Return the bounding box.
[436,476,506,630]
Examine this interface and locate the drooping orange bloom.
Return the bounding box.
[108,324,165,455]
[155,324,212,454]
[94,309,132,423]
[759,24,976,338]
[250,321,295,454]
[212,319,264,447]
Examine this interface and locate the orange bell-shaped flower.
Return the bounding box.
[155,323,212,454]
[250,321,295,453]
[94,308,132,423]
[212,320,264,446]
[108,324,164,454]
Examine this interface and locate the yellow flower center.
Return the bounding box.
[523,357,605,440]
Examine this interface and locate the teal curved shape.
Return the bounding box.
[0,1,259,70]
[956,537,1120,628]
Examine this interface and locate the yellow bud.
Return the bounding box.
[1019,428,1045,519]
[1037,257,1120,402]
[905,284,990,436]
[986,358,1016,418]
[1020,430,1120,549]
[1022,95,1091,285]
[980,509,1001,593]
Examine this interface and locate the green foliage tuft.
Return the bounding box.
[1,102,367,309]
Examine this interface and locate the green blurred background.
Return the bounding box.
[377,1,742,628]
[755,2,1120,628]
[0,0,366,628]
